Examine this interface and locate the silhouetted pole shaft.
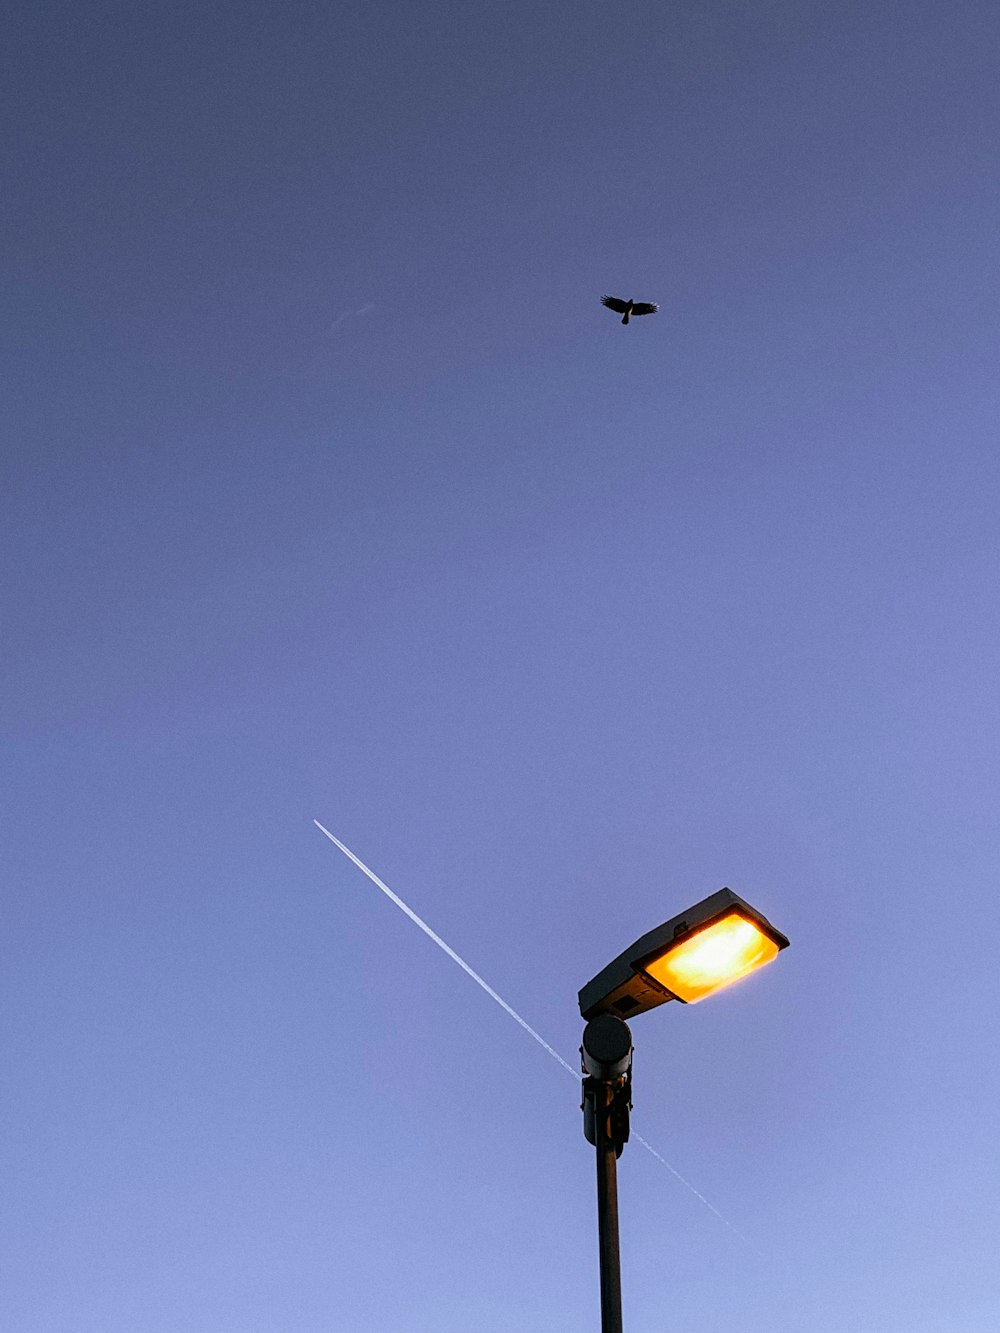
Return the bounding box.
[595,1082,623,1333]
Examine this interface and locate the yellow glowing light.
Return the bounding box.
[641,913,780,1003]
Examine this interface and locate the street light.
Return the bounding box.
[578,888,789,1333]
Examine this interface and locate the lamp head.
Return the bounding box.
[578,889,789,1021]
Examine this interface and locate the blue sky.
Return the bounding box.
[3,2,999,1329]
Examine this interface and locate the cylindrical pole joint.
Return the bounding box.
[582,1014,633,1081]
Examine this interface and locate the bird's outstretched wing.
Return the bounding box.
[601,295,629,314]
[630,302,658,316]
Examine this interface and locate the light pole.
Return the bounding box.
[581,1014,633,1333]
[578,889,789,1332]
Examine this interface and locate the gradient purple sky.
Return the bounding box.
[4,2,1000,1330]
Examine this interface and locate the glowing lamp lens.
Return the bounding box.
[641,913,780,1003]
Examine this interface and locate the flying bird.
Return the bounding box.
[601,295,659,326]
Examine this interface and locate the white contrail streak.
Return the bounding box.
[314,821,576,1075]
[314,820,760,1251]
[631,1133,760,1254]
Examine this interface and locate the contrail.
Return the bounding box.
[314,820,761,1252]
[631,1133,761,1253]
[314,821,576,1075]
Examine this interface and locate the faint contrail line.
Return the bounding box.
[314,820,761,1252]
[631,1133,761,1253]
[314,821,577,1075]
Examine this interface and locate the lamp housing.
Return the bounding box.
[578,889,789,1021]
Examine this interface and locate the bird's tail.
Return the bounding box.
[621,313,629,325]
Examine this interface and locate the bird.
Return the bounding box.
[601,295,658,326]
